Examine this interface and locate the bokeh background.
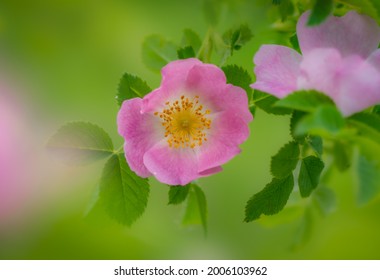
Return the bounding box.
[1,0,380,259]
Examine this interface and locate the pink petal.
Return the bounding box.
[186,64,252,123]
[297,11,380,58]
[297,48,342,101]
[141,58,202,114]
[117,98,162,177]
[338,56,380,116]
[219,85,253,124]
[196,110,250,172]
[162,58,203,91]
[250,45,302,98]
[199,166,223,176]
[185,63,227,94]
[368,49,380,72]
[298,48,380,116]
[143,141,199,185]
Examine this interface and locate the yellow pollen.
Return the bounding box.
[154,95,212,149]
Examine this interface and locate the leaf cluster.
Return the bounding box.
[270,0,380,35]
[247,89,380,227]
[141,24,253,72]
[245,137,325,222]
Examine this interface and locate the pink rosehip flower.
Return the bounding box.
[251,10,380,116]
[117,58,252,185]
[0,91,34,226]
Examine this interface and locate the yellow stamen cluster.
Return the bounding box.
[154,95,212,149]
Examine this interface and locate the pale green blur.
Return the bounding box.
[0,0,380,260]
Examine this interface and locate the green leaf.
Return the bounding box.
[117,73,151,106]
[290,111,307,143]
[177,46,196,59]
[339,0,379,22]
[197,29,215,63]
[193,184,207,234]
[47,122,114,165]
[289,33,301,53]
[291,207,313,250]
[349,112,380,144]
[253,90,293,115]
[257,190,304,227]
[249,104,256,116]
[279,0,294,22]
[308,0,333,26]
[142,35,177,72]
[182,189,199,224]
[84,184,100,218]
[295,105,345,137]
[222,65,252,95]
[350,112,380,132]
[298,156,325,198]
[355,141,380,205]
[181,29,202,53]
[313,186,336,216]
[308,136,323,157]
[271,141,300,178]
[258,204,304,227]
[370,0,380,19]
[182,184,208,234]
[245,175,294,222]
[99,153,150,226]
[275,90,334,113]
[333,140,352,172]
[223,24,253,55]
[373,105,380,115]
[168,184,191,205]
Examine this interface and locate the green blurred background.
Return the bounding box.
[1,0,380,259]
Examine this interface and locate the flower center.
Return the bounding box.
[154,95,212,149]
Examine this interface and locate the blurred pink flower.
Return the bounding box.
[118,58,252,185]
[0,91,34,226]
[251,11,380,116]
